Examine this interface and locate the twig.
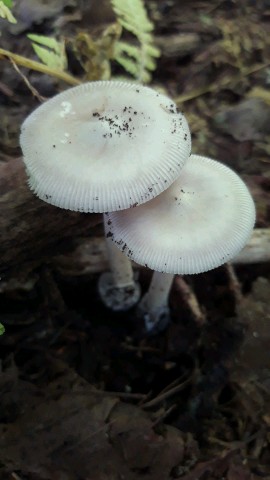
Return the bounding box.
[0,47,81,86]
[121,342,162,355]
[151,404,177,427]
[224,263,243,304]
[174,276,206,326]
[157,376,185,395]
[11,473,23,480]
[9,57,45,102]
[175,62,270,104]
[142,375,192,409]
[0,80,13,96]
[208,430,260,450]
[94,390,147,400]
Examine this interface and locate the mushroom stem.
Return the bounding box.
[105,237,135,288]
[98,215,141,311]
[137,271,174,333]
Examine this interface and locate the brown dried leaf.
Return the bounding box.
[0,363,185,479]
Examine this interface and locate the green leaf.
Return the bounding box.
[27,34,67,71]
[0,323,5,335]
[2,0,12,6]
[0,0,16,23]
[115,41,141,60]
[111,0,160,83]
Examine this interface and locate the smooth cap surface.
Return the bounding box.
[20,81,191,212]
[105,154,256,274]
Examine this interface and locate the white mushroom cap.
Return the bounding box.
[20,81,191,212]
[105,154,256,274]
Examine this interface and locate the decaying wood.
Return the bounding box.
[232,228,270,264]
[155,33,201,58]
[54,229,270,278]
[0,157,102,278]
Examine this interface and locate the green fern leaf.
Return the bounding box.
[111,0,160,83]
[144,44,160,58]
[115,41,140,60]
[28,34,67,71]
[112,0,153,32]
[116,56,138,77]
[0,0,16,23]
[2,0,13,6]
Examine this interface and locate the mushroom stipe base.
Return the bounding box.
[98,272,141,312]
[137,304,171,334]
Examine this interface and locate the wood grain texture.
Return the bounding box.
[0,157,102,278]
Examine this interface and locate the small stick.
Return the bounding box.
[9,58,45,102]
[142,375,193,409]
[224,263,243,304]
[0,47,80,86]
[174,275,206,326]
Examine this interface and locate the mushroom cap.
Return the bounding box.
[20,81,191,213]
[105,154,256,274]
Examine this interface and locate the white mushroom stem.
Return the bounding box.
[138,272,174,332]
[140,271,174,310]
[105,236,135,288]
[97,214,141,312]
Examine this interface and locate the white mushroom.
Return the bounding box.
[105,154,256,329]
[20,80,191,311]
[20,81,191,212]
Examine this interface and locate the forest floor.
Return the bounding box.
[0,0,270,479]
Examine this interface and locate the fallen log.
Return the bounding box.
[54,229,270,277]
[0,157,102,278]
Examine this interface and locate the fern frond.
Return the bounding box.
[112,0,153,33]
[28,34,67,71]
[115,41,140,61]
[111,0,160,83]
[2,0,13,6]
[0,0,16,23]
[0,322,5,335]
[115,40,157,73]
[116,55,140,78]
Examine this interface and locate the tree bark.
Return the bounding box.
[0,157,102,278]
